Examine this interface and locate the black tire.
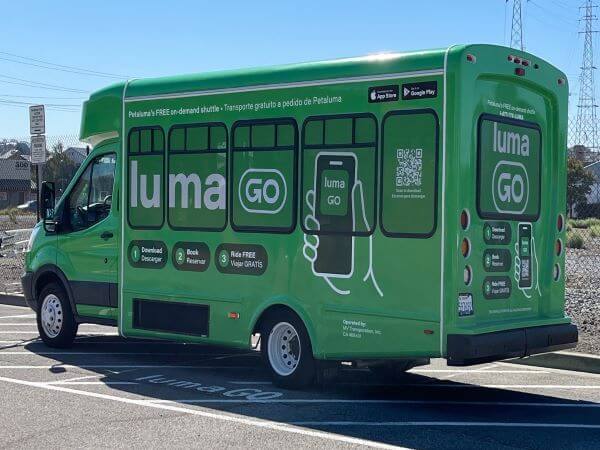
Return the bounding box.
[260,311,316,389]
[36,282,78,348]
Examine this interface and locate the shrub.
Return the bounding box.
[590,225,600,238]
[567,232,585,249]
[570,219,589,229]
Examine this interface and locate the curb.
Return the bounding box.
[0,293,27,307]
[509,351,600,375]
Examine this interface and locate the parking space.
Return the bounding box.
[1,301,600,449]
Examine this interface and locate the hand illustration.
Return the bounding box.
[302,180,382,297]
[514,227,541,299]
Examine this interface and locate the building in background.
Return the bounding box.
[0,155,34,209]
[63,146,87,165]
[584,160,600,205]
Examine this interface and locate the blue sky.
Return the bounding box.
[0,0,584,137]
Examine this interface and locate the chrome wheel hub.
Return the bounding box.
[40,294,63,338]
[267,322,301,376]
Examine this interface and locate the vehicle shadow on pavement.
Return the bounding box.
[16,334,600,449]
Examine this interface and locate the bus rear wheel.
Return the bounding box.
[36,282,78,348]
[261,312,315,389]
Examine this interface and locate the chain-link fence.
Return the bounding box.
[565,120,600,353]
[0,135,84,294]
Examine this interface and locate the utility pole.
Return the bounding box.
[510,0,525,51]
[574,0,599,152]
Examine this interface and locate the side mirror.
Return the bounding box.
[41,181,56,232]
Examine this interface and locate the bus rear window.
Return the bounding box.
[477,115,541,221]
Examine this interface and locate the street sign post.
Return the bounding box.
[30,135,47,164]
[29,105,45,135]
[29,105,46,220]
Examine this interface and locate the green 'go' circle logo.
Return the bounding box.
[218,250,229,268]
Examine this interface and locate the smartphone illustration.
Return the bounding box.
[313,153,356,277]
[518,223,532,288]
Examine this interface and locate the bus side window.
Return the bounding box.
[231,119,298,233]
[379,110,439,238]
[167,123,228,231]
[301,114,377,237]
[127,126,165,230]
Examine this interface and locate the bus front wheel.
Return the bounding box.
[261,312,316,389]
[36,282,78,348]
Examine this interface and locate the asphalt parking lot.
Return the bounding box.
[1,301,600,449]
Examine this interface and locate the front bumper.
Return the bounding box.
[447,323,578,366]
[20,272,35,310]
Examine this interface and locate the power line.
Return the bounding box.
[0,98,80,108]
[529,0,578,25]
[0,94,85,100]
[0,75,88,93]
[0,50,129,79]
[0,103,80,113]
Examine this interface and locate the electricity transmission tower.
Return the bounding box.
[574,0,600,151]
[510,0,525,50]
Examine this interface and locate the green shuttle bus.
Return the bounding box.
[23,44,577,387]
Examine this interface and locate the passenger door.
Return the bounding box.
[57,150,118,309]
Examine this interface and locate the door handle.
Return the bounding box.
[100,231,114,240]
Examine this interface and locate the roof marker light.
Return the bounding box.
[466,54,476,63]
[515,67,526,76]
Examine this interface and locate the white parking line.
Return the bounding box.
[411,369,548,374]
[147,399,600,408]
[48,381,139,385]
[0,375,404,450]
[0,352,235,356]
[0,332,118,335]
[290,420,600,429]
[0,365,256,369]
[0,323,38,326]
[0,314,35,319]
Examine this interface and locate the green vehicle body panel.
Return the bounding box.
[26,44,570,360]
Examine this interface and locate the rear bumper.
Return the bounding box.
[446,323,578,366]
[20,271,36,310]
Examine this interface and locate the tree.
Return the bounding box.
[567,156,596,217]
[42,142,80,197]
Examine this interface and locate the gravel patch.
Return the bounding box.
[565,240,600,355]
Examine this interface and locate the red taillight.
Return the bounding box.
[557,214,564,232]
[228,312,240,319]
[460,210,470,230]
[461,238,471,258]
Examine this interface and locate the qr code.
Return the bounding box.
[521,259,530,278]
[395,148,423,187]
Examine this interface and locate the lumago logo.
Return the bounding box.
[491,122,531,214]
[239,169,287,214]
[493,161,529,214]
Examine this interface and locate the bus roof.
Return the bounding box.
[80,44,566,143]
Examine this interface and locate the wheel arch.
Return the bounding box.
[32,265,77,315]
[250,299,321,358]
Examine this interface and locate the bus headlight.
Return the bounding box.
[26,226,40,253]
